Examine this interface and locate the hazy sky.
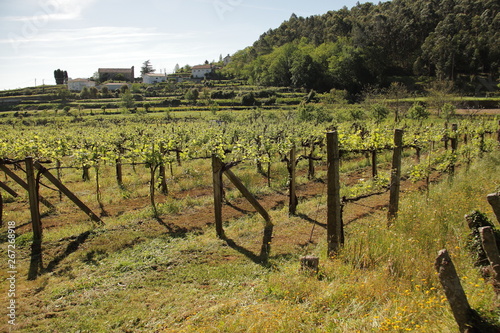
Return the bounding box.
[0,0,363,90]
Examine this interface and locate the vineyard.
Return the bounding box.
[1,86,500,331]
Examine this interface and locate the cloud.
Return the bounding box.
[4,0,97,22]
[0,26,196,47]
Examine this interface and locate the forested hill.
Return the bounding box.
[222,0,499,94]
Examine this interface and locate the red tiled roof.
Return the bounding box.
[192,65,212,69]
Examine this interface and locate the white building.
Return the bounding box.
[142,73,168,84]
[67,78,96,92]
[192,64,214,79]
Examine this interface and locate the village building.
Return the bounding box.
[67,78,96,92]
[192,64,214,79]
[98,66,135,82]
[142,73,168,84]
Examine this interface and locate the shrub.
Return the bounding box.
[162,99,181,107]
[240,92,258,106]
[262,97,276,106]
[371,103,389,123]
[297,103,332,123]
[441,103,456,120]
[185,88,199,104]
[211,90,235,99]
[407,102,430,120]
[254,89,276,98]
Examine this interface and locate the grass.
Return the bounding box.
[1,145,499,332]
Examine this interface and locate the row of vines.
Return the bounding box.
[2,117,498,173]
[1,115,498,222]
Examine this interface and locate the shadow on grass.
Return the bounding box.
[297,213,326,228]
[44,230,93,274]
[225,201,251,214]
[28,240,43,280]
[154,216,188,238]
[221,225,274,268]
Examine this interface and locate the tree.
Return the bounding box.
[407,102,430,120]
[387,82,408,122]
[89,87,98,99]
[80,86,90,99]
[120,90,135,110]
[240,92,257,106]
[54,69,68,85]
[120,84,129,94]
[101,86,110,98]
[426,80,454,117]
[143,102,151,113]
[371,103,389,123]
[141,60,155,76]
[290,53,323,90]
[58,86,72,103]
[185,88,199,104]
[114,73,126,82]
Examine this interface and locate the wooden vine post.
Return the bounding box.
[435,249,477,332]
[307,144,316,180]
[0,164,55,210]
[451,124,458,151]
[387,129,403,223]
[223,167,274,259]
[0,181,18,198]
[479,226,500,296]
[115,156,123,188]
[33,161,103,225]
[212,155,224,238]
[0,189,2,226]
[211,155,274,259]
[289,145,298,215]
[487,192,500,224]
[450,124,458,176]
[25,158,42,245]
[371,150,378,178]
[26,157,43,280]
[327,131,342,256]
[159,144,168,195]
[497,120,500,145]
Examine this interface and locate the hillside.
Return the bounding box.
[222,0,499,94]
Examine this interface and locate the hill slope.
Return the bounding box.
[223,0,499,93]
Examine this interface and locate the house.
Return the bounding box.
[223,54,232,65]
[67,78,96,92]
[98,66,134,82]
[192,64,214,79]
[142,73,167,84]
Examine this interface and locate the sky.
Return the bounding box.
[0,0,364,90]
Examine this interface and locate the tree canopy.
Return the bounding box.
[140,60,155,76]
[221,0,499,94]
[54,69,68,85]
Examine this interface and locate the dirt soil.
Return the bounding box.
[8,163,442,238]
[455,108,500,115]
